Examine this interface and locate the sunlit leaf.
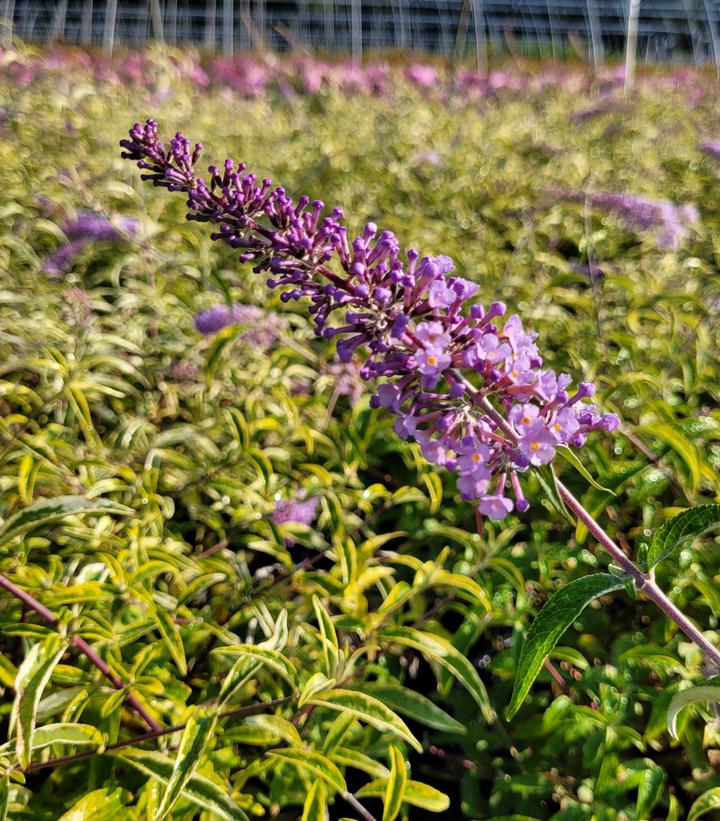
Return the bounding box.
[506,574,627,720]
[308,688,421,752]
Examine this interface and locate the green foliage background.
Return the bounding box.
[1,45,720,819]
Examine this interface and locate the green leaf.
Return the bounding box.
[363,684,465,734]
[100,687,127,720]
[667,686,720,739]
[647,504,720,569]
[379,626,494,722]
[0,495,134,545]
[636,765,664,819]
[383,746,408,821]
[148,603,187,677]
[211,646,297,687]
[155,708,218,820]
[0,776,8,821]
[268,748,346,793]
[10,634,68,768]
[312,595,339,678]
[505,574,627,720]
[57,787,132,820]
[421,472,443,514]
[308,688,422,752]
[0,722,101,758]
[534,464,574,524]
[641,422,702,489]
[357,779,450,813]
[112,748,247,820]
[556,445,615,494]
[205,325,244,383]
[321,713,356,756]
[688,788,720,821]
[301,780,327,821]
[299,672,336,708]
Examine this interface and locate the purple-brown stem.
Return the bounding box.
[557,481,720,668]
[0,573,162,732]
[21,694,296,773]
[477,395,720,668]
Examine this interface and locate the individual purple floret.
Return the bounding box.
[42,210,139,276]
[272,495,319,526]
[121,119,619,519]
[559,191,699,250]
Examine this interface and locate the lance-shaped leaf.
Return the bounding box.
[308,688,421,752]
[0,495,134,545]
[636,765,665,819]
[363,684,465,734]
[0,776,8,821]
[299,672,336,708]
[0,722,101,759]
[688,788,720,821]
[378,626,494,722]
[155,708,218,820]
[57,787,132,820]
[667,686,720,739]
[268,748,346,793]
[357,779,450,813]
[10,634,68,768]
[302,780,328,821]
[112,749,247,820]
[647,504,720,569]
[383,746,408,821]
[211,646,297,687]
[312,595,339,678]
[506,574,627,720]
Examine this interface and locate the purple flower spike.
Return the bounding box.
[121,120,620,521]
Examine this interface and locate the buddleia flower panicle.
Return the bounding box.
[121,119,619,519]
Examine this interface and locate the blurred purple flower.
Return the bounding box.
[42,210,139,277]
[700,141,720,159]
[321,359,364,403]
[194,302,286,345]
[272,495,319,526]
[558,190,699,250]
[62,211,139,242]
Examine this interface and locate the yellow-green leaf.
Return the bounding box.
[268,748,346,793]
[308,688,421,752]
[383,746,408,821]
[302,780,328,821]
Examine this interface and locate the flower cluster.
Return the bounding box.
[121,119,619,519]
[42,210,139,277]
[558,190,699,250]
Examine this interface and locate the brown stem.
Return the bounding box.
[0,573,161,732]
